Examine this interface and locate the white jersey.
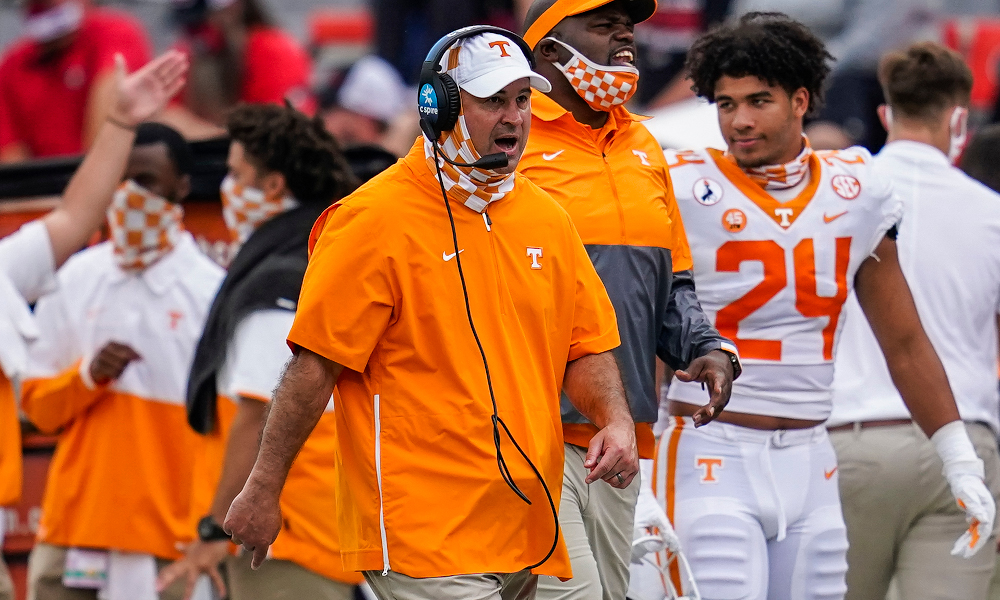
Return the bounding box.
[218,308,335,413]
[665,146,902,420]
[830,141,1000,433]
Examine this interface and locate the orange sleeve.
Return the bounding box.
[566,215,621,361]
[287,203,394,373]
[661,167,694,273]
[21,362,107,434]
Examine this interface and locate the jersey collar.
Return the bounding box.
[107,231,195,295]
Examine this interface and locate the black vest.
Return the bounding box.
[185,203,327,434]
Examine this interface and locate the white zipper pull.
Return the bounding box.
[483,212,492,232]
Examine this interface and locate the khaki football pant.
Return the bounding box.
[535,444,639,600]
[227,552,355,600]
[364,569,536,600]
[831,422,1000,600]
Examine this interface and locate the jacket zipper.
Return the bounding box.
[602,151,627,243]
[373,393,390,575]
[483,211,506,315]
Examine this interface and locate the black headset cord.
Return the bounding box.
[432,142,560,570]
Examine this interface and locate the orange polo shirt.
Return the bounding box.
[0,376,20,506]
[287,139,620,579]
[519,94,694,459]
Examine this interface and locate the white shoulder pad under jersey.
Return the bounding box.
[663,146,902,420]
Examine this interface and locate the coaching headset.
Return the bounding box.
[418,25,535,170]
[418,26,561,569]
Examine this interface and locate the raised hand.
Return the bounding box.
[109,50,189,128]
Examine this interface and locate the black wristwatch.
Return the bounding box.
[197,515,230,542]
[717,347,742,380]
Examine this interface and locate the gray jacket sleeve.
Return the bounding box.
[657,269,733,370]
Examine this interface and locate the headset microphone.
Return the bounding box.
[439,151,510,170]
[418,119,512,171]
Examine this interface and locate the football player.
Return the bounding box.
[648,12,994,600]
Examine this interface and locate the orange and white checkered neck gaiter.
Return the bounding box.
[546,38,639,112]
[742,137,813,190]
[220,175,299,246]
[423,108,515,214]
[107,180,185,271]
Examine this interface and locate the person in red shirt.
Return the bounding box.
[0,0,152,162]
[163,0,316,138]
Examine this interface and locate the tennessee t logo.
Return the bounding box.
[774,207,794,228]
[527,247,543,270]
[489,40,512,57]
[168,310,184,330]
[696,457,723,483]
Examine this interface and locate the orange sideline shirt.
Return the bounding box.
[518,94,694,458]
[0,376,19,506]
[287,139,620,579]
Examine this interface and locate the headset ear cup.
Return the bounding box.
[436,73,461,133]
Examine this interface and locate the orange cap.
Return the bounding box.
[523,0,657,49]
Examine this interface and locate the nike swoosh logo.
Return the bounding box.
[542,150,565,161]
[825,467,838,480]
[443,249,465,261]
[824,211,848,224]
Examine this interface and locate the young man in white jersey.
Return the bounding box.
[648,12,994,600]
[829,43,1000,600]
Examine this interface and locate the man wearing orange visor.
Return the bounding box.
[519,2,740,599]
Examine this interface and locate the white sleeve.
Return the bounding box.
[0,274,39,379]
[24,283,81,379]
[867,157,904,256]
[0,220,56,304]
[226,309,295,402]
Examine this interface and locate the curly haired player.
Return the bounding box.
[159,103,361,600]
[636,12,993,600]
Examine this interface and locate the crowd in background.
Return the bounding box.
[4,0,1000,165]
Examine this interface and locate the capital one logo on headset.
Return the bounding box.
[419,84,439,118]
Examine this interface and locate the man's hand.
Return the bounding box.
[109,50,189,127]
[950,475,995,558]
[88,341,140,385]
[584,419,638,488]
[155,540,229,600]
[674,350,733,427]
[224,480,282,570]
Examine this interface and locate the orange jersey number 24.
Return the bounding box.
[715,238,852,361]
